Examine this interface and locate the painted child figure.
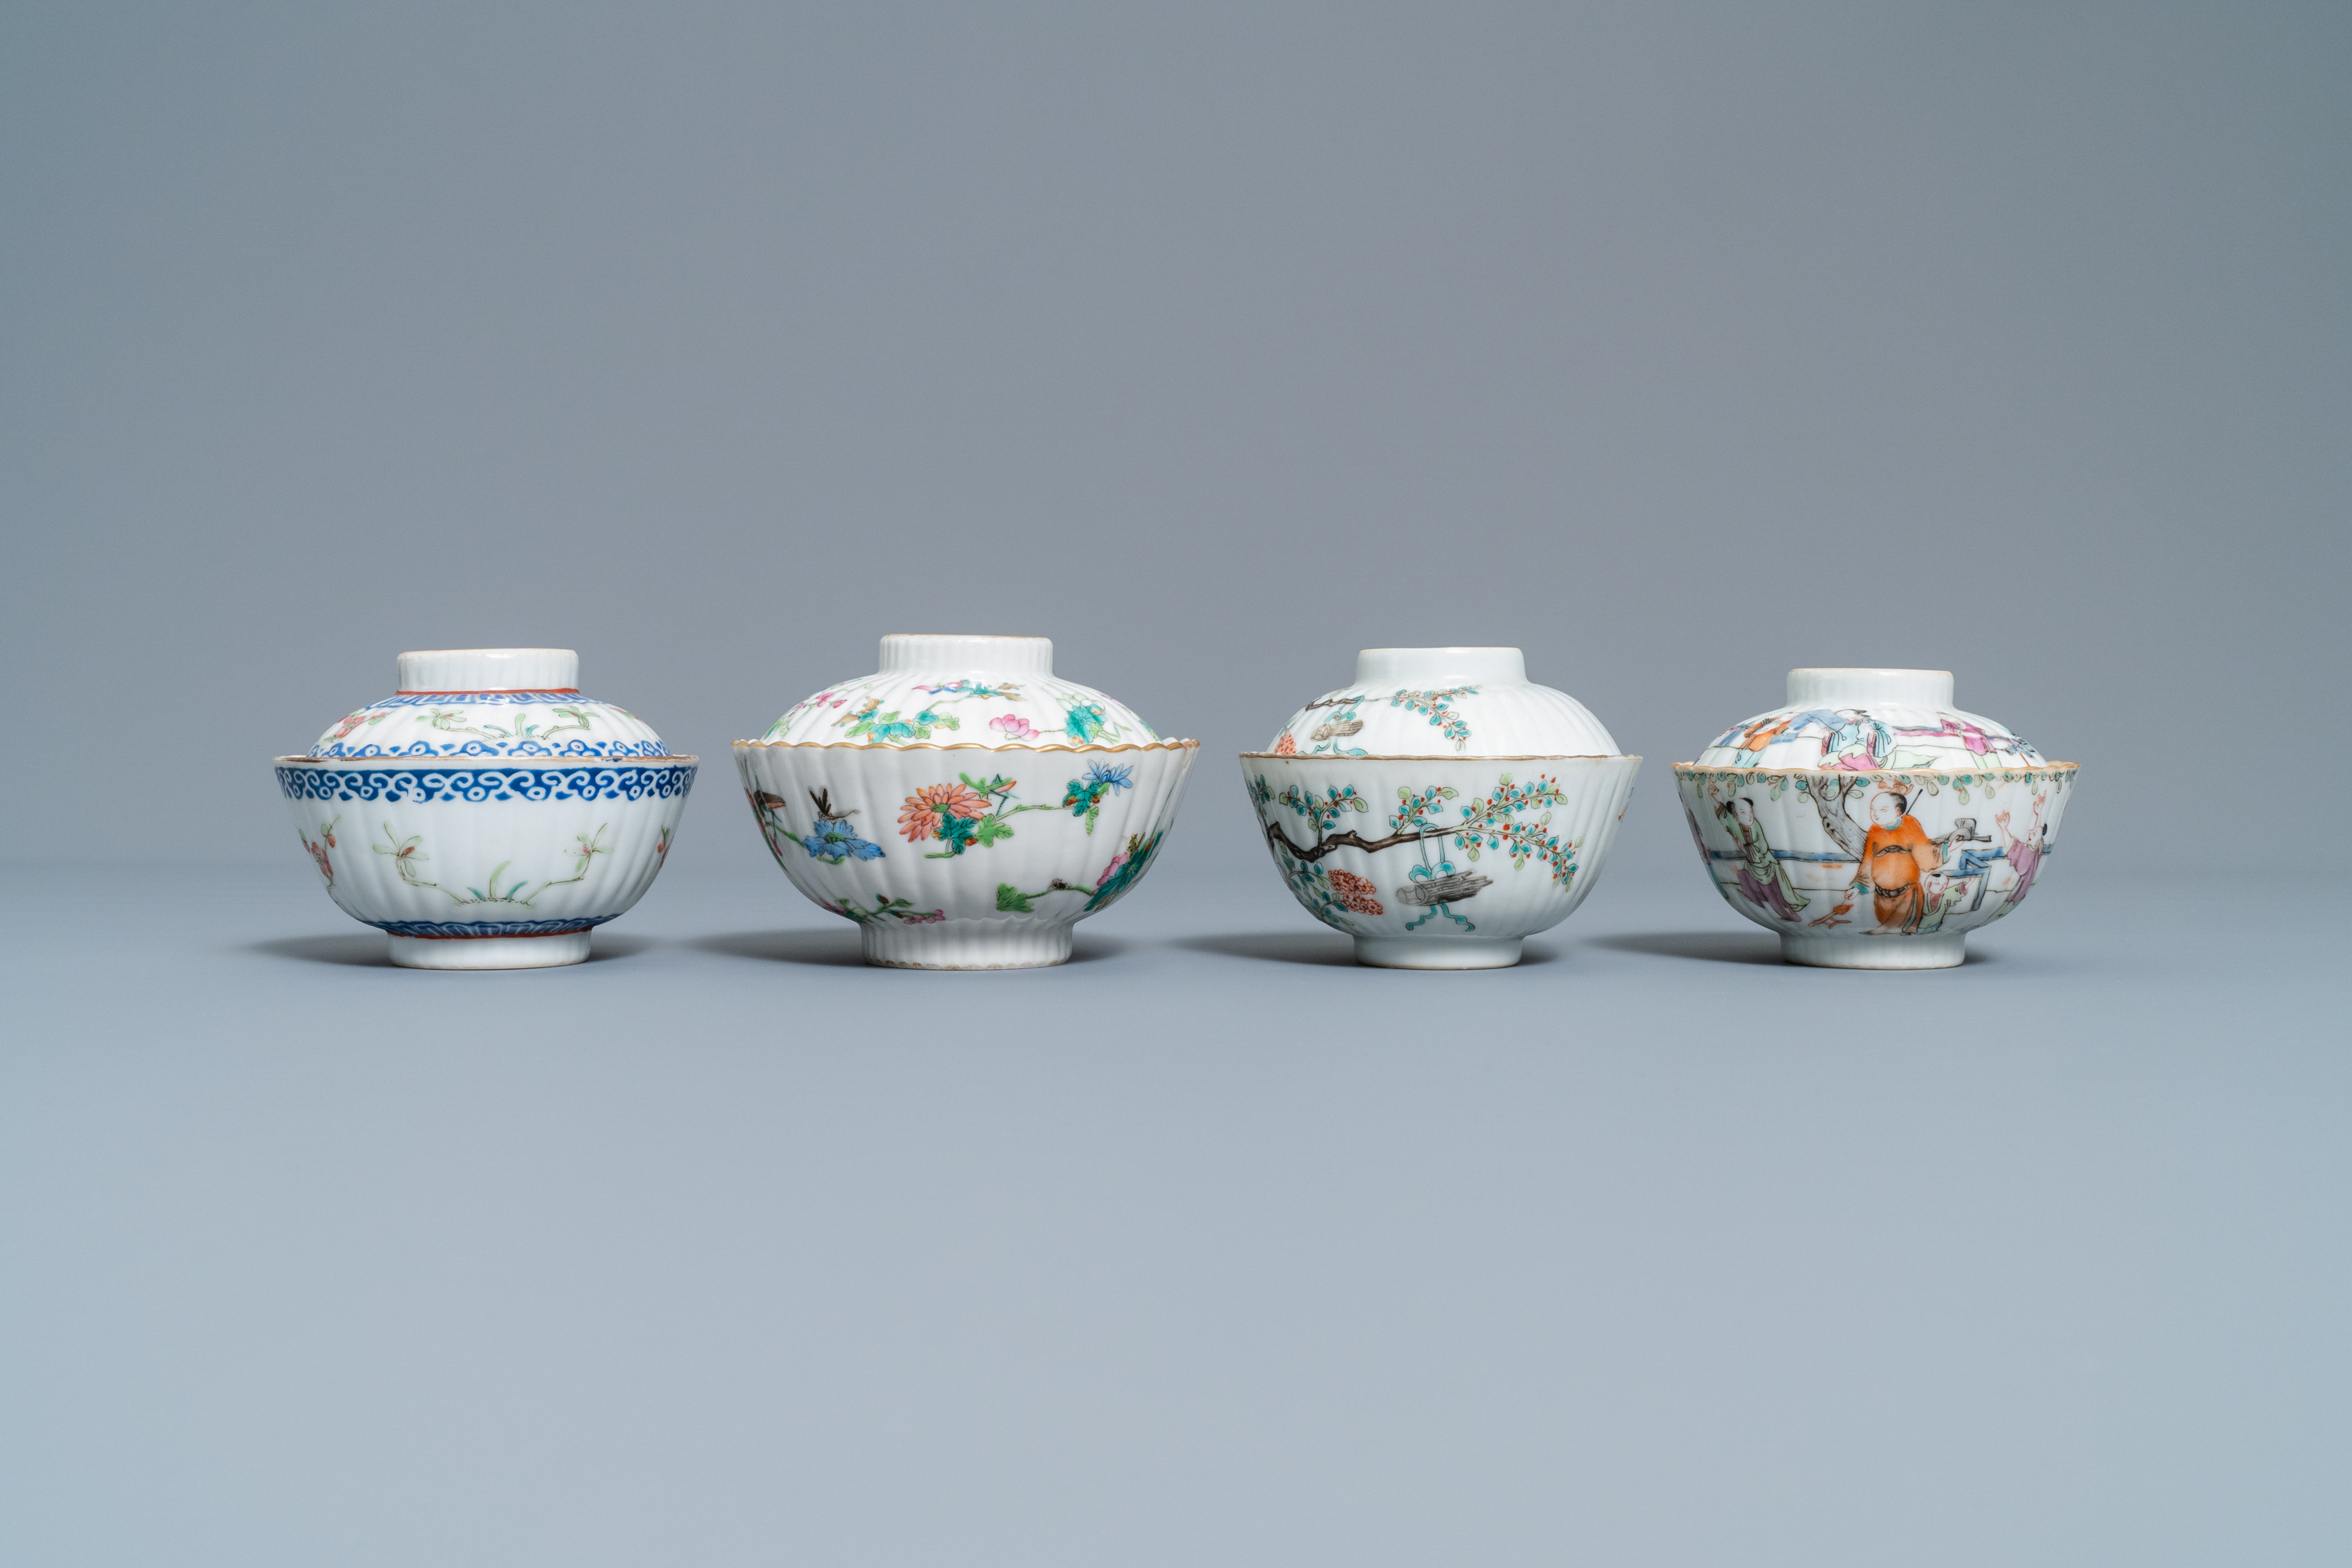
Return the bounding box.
[1849,789,1944,935]
[1995,792,2051,909]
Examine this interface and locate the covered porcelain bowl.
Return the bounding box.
[1672,668,2077,969]
[735,634,1196,970]
[274,648,697,969]
[1243,648,1640,969]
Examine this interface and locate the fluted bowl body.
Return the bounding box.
[742,634,1194,968]
[1679,670,2076,969]
[1243,753,1641,968]
[275,756,695,968]
[736,740,1196,968]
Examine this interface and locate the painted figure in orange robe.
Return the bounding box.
[1850,789,1942,934]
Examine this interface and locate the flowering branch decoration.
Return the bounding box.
[822,895,946,926]
[1388,687,1477,750]
[994,830,1166,915]
[297,815,343,888]
[374,822,434,887]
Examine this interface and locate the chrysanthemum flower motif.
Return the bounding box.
[899,782,991,841]
[1327,869,1383,916]
[801,818,883,863]
[1272,731,1298,755]
[990,713,1038,740]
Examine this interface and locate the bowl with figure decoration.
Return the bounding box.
[1672,668,2077,969]
[735,634,1197,969]
[1242,647,1641,969]
[274,648,696,969]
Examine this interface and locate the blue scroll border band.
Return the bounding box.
[276,763,698,804]
[309,739,672,760]
[372,916,618,938]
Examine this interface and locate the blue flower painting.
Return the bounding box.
[1060,760,1135,833]
[800,818,884,864]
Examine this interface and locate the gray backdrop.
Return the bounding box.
[4,5,2349,1566]
[3,1,2344,879]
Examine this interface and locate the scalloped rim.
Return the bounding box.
[276,753,701,765]
[1241,751,1638,762]
[732,739,1197,753]
[1671,760,2075,773]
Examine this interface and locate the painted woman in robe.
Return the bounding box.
[1709,787,1808,922]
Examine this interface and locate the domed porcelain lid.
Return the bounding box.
[1261,648,1620,758]
[1692,668,2045,770]
[757,634,1164,749]
[305,648,671,759]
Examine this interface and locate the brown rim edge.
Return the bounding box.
[732,739,1198,753]
[1670,760,2077,773]
[1240,751,1639,763]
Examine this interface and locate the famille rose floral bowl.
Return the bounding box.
[1673,668,2077,970]
[735,634,1196,969]
[274,649,696,970]
[1243,648,1640,969]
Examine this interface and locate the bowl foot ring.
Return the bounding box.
[1780,931,1965,970]
[386,929,594,970]
[861,921,1075,971]
[1353,935,1523,970]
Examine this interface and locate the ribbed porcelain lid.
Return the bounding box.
[1786,668,1953,709]
[1691,667,2045,769]
[397,648,579,692]
[754,633,1163,747]
[1355,647,1526,686]
[298,647,670,758]
[1264,646,1620,757]
[877,634,1054,677]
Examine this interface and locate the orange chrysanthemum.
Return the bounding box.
[1273,732,1298,755]
[898,782,991,841]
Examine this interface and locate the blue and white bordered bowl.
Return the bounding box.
[274,648,697,969]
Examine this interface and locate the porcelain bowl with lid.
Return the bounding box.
[735,634,1197,970]
[274,648,697,969]
[1672,668,2077,968]
[1243,647,1641,969]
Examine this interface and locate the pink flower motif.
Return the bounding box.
[990,713,1038,740]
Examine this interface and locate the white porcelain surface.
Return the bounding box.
[1675,669,2074,970]
[738,635,1194,968]
[1247,648,1636,968]
[308,648,667,760]
[760,634,1156,748]
[277,649,695,968]
[1267,647,1618,759]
